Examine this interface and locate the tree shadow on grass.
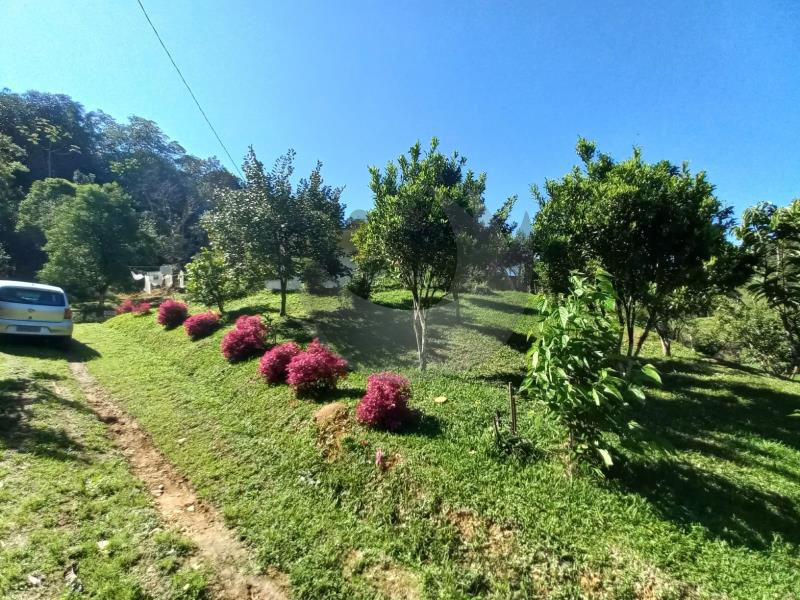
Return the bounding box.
[616,355,800,551]
[396,411,443,438]
[619,458,800,550]
[0,376,88,462]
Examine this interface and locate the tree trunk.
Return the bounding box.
[412,300,428,371]
[634,311,656,357]
[659,334,671,356]
[453,288,461,322]
[279,278,287,316]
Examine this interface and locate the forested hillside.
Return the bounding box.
[0,88,238,279]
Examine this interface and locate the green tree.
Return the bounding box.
[185,247,240,313]
[204,148,343,316]
[522,271,659,478]
[16,178,76,232]
[39,183,142,309]
[735,200,800,373]
[17,117,81,178]
[0,133,27,274]
[533,138,733,357]
[296,161,346,288]
[356,139,481,369]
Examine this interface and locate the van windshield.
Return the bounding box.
[0,287,66,307]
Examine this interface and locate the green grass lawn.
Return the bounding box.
[28,289,800,598]
[0,343,212,599]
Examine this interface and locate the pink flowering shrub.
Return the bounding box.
[221,315,268,361]
[258,342,302,384]
[356,372,413,431]
[286,338,348,396]
[116,299,151,315]
[115,299,136,314]
[157,299,189,328]
[184,311,220,340]
[131,302,151,315]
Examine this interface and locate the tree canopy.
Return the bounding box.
[533,138,735,357]
[39,183,144,307]
[203,147,345,316]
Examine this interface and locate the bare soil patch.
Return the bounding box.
[68,361,288,600]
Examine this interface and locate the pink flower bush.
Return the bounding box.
[115,299,136,314]
[116,299,151,315]
[286,338,348,396]
[258,342,302,384]
[132,302,151,315]
[221,315,268,362]
[184,312,220,340]
[356,372,413,431]
[157,299,189,328]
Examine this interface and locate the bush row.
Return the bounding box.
[116,298,414,430]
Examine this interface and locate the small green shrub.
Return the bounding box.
[717,296,793,375]
[185,247,240,313]
[522,271,659,477]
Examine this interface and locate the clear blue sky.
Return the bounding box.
[2,0,798,224]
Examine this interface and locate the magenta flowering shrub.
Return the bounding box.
[157,299,189,328]
[115,299,136,314]
[356,372,413,431]
[116,299,151,315]
[221,315,268,361]
[286,338,348,395]
[131,302,151,315]
[258,342,302,384]
[184,311,220,340]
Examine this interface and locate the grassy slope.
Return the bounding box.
[75,290,800,599]
[0,344,211,599]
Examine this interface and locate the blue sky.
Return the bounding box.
[2,0,798,224]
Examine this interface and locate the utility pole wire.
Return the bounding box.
[135,0,244,179]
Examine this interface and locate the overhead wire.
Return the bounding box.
[135,0,244,179]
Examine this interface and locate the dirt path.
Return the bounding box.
[68,361,288,600]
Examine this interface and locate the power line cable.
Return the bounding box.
[135,0,243,179]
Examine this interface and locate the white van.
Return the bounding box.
[0,280,73,343]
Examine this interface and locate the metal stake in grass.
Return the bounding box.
[508,382,517,436]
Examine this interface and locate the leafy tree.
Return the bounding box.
[533,138,733,358]
[356,139,481,369]
[17,117,81,178]
[16,178,76,232]
[717,295,793,376]
[522,271,660,477]
[204,148,343,316]
[0,133,27,274]
[735,200,800,373]
[185,247,240,313]
[296,161,346,285]
[347,219,385,299]
[39,183,142,309]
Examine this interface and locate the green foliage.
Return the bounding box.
[0,243,10,277]
[0,89,238,277]
[736,200,800,370]
[717,296,794,375]
[204,148,344,316]
[185,247,240,312]
[39,183,143,303]
[16,177,76,232]
[522,271,659,475]
[356,138,484,368]
[533,139,736,357]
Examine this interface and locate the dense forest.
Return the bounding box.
[0,88,239,280]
